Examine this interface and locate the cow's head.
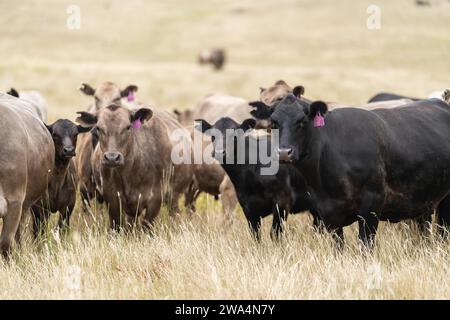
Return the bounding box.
[194,117,255,160]
[250,94,328,163]
[76,104,153,168]
[46,119,91,161]
[79,82,138,110]
[259,80,305,107]
[173,109,194,127]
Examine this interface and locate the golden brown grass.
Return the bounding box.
[1,201,449,299]
[0,0,449,299]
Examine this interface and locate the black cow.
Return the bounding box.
[251,95,450,248]
[195,117,319,240]
[31,119,90,238]
[368,92,419,103]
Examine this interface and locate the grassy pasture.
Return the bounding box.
[0,0,449,299]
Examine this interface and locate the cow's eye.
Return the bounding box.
[113,97,121,103]
[120,126,131,135]
[95,96,100,102]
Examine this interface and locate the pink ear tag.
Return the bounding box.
[132,118,142,129]
[313,112,325,127]
[127,90,135,102]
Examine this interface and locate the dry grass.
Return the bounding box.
[0,0,450,299]
[1,202,449,299]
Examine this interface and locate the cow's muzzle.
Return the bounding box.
[103,152,124,167]
[62,146,76,158]
[278,148,293,162]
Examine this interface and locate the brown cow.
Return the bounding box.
[259,80,306,106]
[198,48,226,70]
[76,104,193,230]
[0,93,54,257]
[31,119,90,238]
[188,93,252,123]
[75,81,139,209]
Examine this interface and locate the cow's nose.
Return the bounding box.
[63,146,75,156]
[278,148,292,162]
[103,152,124,166]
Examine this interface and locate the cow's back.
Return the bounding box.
[17,90,49,122]
[323,100,450,217]
[194,94,251,123]
[374,99,450,175]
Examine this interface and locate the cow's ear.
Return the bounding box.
[173,109,181,116]
[131,108,153,125]
[308,101,328,119]
[76,111,97,127]
[121,85,138,98]
[79,83,95,96]
[293,85,305,98]
[240,119,256,131]
[249,101,272,119]
[194,119,212,134]
[77,125,92,133]
[7,88,19,97]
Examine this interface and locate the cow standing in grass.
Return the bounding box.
[198,48,226,70]
[0,93,54,257]
[195,117,319,240]
[76,104,193,230]
[31,119,90,238]
[252,94,450,248]
[74,82,139,208]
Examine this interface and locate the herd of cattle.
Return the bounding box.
[0,80,450,257]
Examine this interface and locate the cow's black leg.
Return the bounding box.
[332,227,344,252]
[58,204,74,235]
[247,215,262,241]
[271,207,288,241]
[436,194,450,239]
[31,204,50,240]
[358,212,379,250]
[312,211,325,233]
[415,212,432,238]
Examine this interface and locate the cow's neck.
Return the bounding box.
[221,162,241,183]
[48,156,71,204]
[295,125,326,190]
